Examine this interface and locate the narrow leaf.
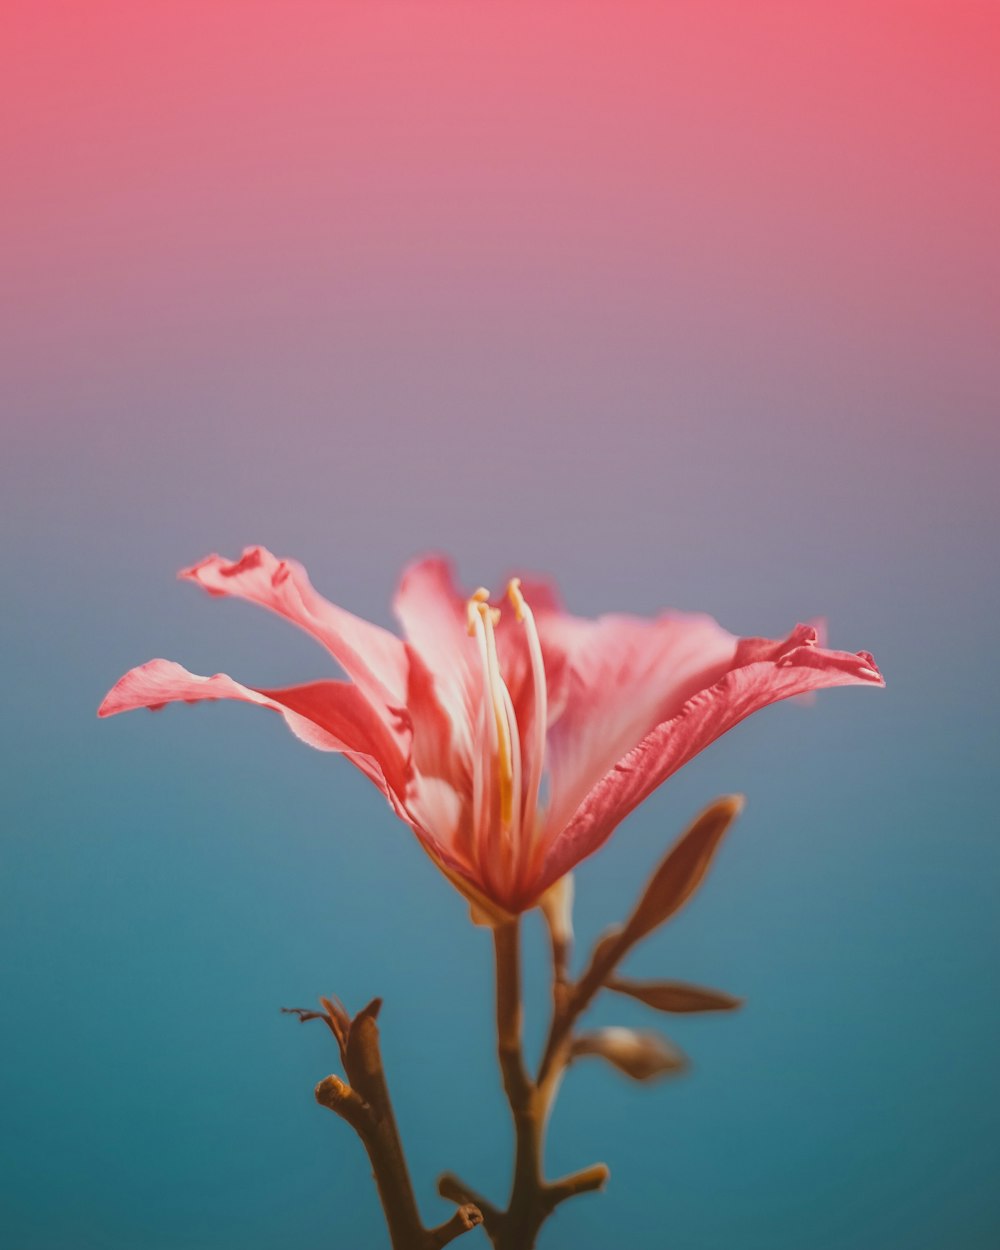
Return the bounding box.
[571,1026,687,1081]
[607,977,743,1013]
[623,795,743,944]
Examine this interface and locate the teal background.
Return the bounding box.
[2,4,998,1247]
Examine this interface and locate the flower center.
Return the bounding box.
[465,580,548,878]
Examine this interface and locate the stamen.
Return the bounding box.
[499,680,522,848]
[467,588,500,633]
[477,599,515,828]
[507,577,527,622]
[465,590,521,848]
[467,602,496,876]
[507,578,548,861]
[467,587,490,635]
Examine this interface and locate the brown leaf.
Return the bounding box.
[318,996,353,1051]
[571,1027,687,1081]
[623,796,743,944]
[606,977,743,1013]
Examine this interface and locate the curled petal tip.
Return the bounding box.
[857,653,885,684]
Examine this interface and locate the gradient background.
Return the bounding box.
[2,3,998,1248]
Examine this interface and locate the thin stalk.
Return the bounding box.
[489,921,608,1250]
[493,920,543,1249]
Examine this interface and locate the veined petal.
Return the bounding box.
[181,548,409,723]
[99,659,488,912]
[98,659,409,798]
[538,610,740,840]
[535,629,883,895]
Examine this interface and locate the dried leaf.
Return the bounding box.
[571,1026,687,1081]
[606,977,743,1013]
[319,995,353,1053]
[623,796,743,944]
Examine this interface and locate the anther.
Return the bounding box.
[507,577,526,622]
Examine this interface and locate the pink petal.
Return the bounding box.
[393,558,568,747]
[537,610,740,840]
[98,659,409,799]
[98,658,488,910]
[392,556,478,750]
[535,629,883,894]
[181,548,409,724]
[401,640,470,789]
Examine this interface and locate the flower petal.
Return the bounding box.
[536,630,883,892]
[392,556,478,751]
[98,659,488,908]
[98,659,409,798]
[538,610,740,840]
[181,548,409,722]
[395,560,570,745]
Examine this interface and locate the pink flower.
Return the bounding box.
[99,548,883,918]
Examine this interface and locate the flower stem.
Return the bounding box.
[493,920,544,1248]
[488,920,609,1249]
[436,920,608,1247]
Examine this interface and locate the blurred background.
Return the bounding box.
[2,3,998,1247]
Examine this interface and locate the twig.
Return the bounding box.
[299,999,483,1250]
[437,1173,502,1225]
[544,1163,610,1209]
[427,1205,484,1248]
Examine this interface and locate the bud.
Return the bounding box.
[623,795,743,945]
[571,1026,687,1081]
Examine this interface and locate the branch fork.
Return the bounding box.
[290,796,744,1249]
[289,997,483,1250]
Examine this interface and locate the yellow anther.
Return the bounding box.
[468,588,498,634]
[507,577,526,622]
